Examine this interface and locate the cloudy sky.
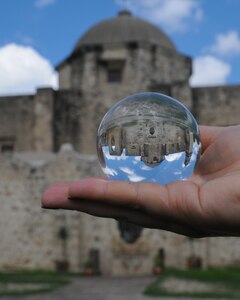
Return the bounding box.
[0,0,240,95]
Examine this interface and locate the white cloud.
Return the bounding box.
[119,167,134,175]
[190,55,231,87]
[35,0,56,8]
[209,30,240,56]
[174,171,182,175]
[116,0,203,32]
[165,152,183,162]
[0,44,58,95]
[104,167,118,176]
[140,164,152,171]
[128,174,146,182]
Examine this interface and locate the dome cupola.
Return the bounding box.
[73,11,176,52]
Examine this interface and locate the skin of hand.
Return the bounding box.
[42,125,240,238]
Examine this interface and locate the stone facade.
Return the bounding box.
[0,11,240,275]
[1,147,240,275]
[192,85,240,126]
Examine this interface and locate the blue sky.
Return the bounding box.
[0,0,240,95]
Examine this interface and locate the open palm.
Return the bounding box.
[42,125,240,237]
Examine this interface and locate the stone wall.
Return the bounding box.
[53,90,82,152]
[60,44,193,154]
[0,146,100,271]
[192,85,240,126]
[33,88,55,152]
[0,88,55,153]
[1,146,240,275]
[0,95,35,152]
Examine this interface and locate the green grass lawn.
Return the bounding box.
[0,270,78,296]
[144,268,240,298]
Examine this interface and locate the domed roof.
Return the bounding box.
[73,11,176,52]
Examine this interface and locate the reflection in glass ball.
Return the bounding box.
[97,92,201,185]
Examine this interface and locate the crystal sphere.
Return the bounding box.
[97,92,201,185]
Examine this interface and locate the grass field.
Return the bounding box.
[2,268,240,297]
[144,268,240,298]
[0,270,75,296]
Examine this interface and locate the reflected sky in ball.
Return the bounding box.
[102,141,201,185]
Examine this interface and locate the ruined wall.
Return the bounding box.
[0,88,55,153]
[53,90,82,152]
[58,63,72,90]
[57,44,193,155]
[149,48,192,109]
[0,147,100,271]
[33,88,55,152]
[192,85,240,126]
[0,95,35,151]
[1,147,240,275]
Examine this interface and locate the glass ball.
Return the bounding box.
[97,92,201,185]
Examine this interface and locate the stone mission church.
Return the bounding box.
[0,11,240,275]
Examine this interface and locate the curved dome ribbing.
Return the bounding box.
[73,11,176,52]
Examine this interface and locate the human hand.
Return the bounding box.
[42,125,240,237]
